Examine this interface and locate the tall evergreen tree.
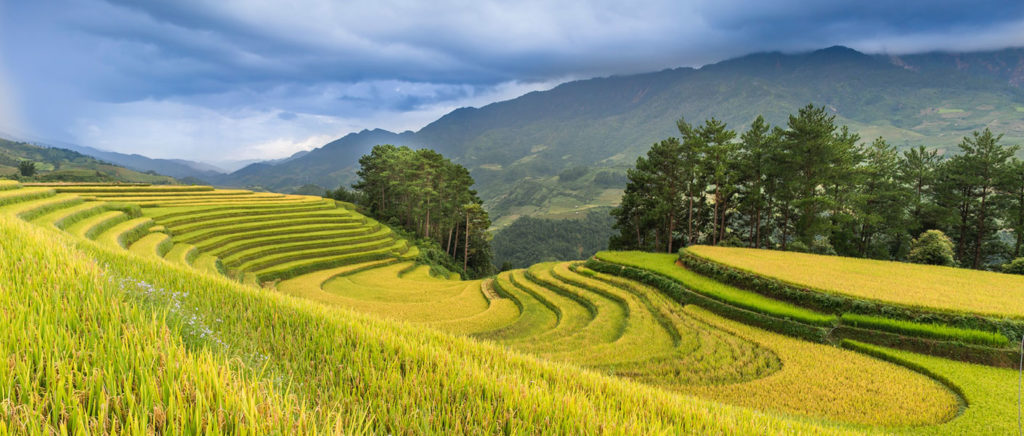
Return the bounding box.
[960,129,1018,268]
[696,118,738,245]
[611,138,687,252]
[779,104,854,247]
[676,118,705,246]
[899,146,942,237]
[851,137,908,258]
[736,116,777,248]
[1004,158,1024,258]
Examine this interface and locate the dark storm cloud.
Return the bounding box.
[1,0,1021,161]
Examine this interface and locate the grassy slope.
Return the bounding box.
[0,214,865,434]
[281,254,963,428]
[845,341,1024,435]
[2,184,1017,433]
[0,138,177,184]
[595,251,836,325]
[687,245,1024,319]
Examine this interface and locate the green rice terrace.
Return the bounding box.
[1,181,1022,434]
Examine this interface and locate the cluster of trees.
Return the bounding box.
[18,160,36,177]
[492,210,616,269]
[611,104,1024,270]
[348,145,493,278]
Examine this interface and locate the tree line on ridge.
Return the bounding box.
[611,104,1024,270]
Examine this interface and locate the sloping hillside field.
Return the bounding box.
[1,182,1021,434]
[686,245,1024,319]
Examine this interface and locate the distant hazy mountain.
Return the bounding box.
[213,46,1024,224]
[55,143,226,181]
[223,129,415,191]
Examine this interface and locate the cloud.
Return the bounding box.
[0,61,23,138]
[67,78,562,163]
[2,0,1023,163]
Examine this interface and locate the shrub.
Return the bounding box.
[787,241,809,253]
[18,160,36,177]
[908,230,956,267]
[809,239,837,256]
[718,234,745,247]
[557,166,588,182]
[1003,258,1024,275]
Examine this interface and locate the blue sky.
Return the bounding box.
[1,0,1023,168]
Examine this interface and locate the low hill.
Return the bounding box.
[217,46,1024,224]
[0,138,178,184]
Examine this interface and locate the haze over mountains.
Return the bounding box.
[40,45,1024,226]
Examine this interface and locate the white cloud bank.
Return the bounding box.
[69,79,565,165]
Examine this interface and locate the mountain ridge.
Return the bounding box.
[63,45,1024,223]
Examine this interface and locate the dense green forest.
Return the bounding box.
[344,145,494,278]
[491,210,615,269]
[612,104,1024,270]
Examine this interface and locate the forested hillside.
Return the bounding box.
[0,138,177,184]
[492,210,615,269]
[216,46,1024,226]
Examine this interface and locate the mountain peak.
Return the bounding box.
[815,45,860,54]
[808,45,869,60]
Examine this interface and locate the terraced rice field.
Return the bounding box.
[9,183,416,284]
[278,259,964,426]
[687,245,1024,319]
[4,212,868,435]
[1,181,1021,434]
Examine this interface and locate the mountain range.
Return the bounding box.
[57,45,1024,227]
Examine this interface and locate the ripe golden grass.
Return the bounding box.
[688,245,1024,319]
[477,271,559,341]
[5,183,1012,433]
[282,257,961,427]
[596,251,836,325]
[573,264,778,386]
[430,279,522,335]
[64,210,126,239]
[164,242,198,265]
[679,305,959,426]
[94,216,153,248]
[845,341,1024,435]
[0,214,869,434]
[129,232,172,258]
[282,262,490,323]
[31,201,107,229]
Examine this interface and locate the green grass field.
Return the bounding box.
[1,182,1022,434]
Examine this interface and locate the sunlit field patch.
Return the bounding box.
[687,245,1024,319]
